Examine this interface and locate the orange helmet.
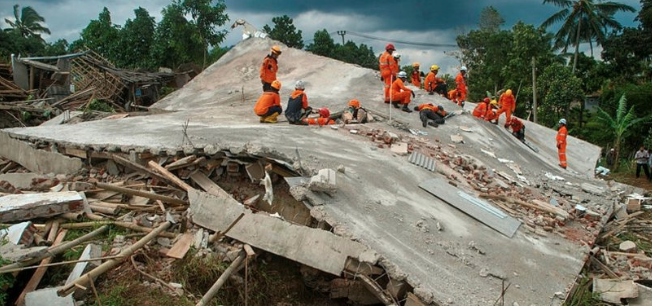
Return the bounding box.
[412,63,420,68]
[348,99,360,109]
[271,46,282,54]
[271,80,281,90]
[319,108,330,118]
[385,43,395,51]
[506,89,513,96]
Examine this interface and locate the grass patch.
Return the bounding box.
[564,277,607,306]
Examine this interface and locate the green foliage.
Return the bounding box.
[537,63,584,127]
[262,15,304,49]
[152,2,203,69]
[4,4,50,40]
[180,0,229,68]
[306,29,377,69]
[564,276,604,306]
[0,256,15,305]
[114,7,156,69]
[73,7,121,59]
[601,27,652,83]
[479,6,504,33]
[85,99,115,113]
[306,29,335,56]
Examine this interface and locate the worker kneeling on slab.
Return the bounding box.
[302,108,335,126]
[285,80,312,124]
[342,99,370,124]
[507,117,525,141]
[473,97,491,118]
[484,100,499,123]
[414,103,446,128]
[391,71,414,113]
[254,80,282,123]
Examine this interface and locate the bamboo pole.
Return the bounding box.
[60,221,176,239]
[147,160,194,192]
[0,255,125,274]
[58,221,172,297]
[95,182,188,206]
[196,251,246,306]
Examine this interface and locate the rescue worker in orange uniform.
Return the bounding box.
[495,89,516,127]
[508,117,525,141]
[448,89,461,104]
[284,80,312,124]
[392,52,401,75]
[484,100,499,123]
[342,99,369,124]
[455,66,468,106]
[302,108,335,126]
[260,46,281,91]
[424,65,447,96]
[411,63,424,88]
[391,71,414,113]
[557,118,568,169]
[254,80,282,123]
[379,44,397,103]
[414,103,447,128]
[473,98,491,118]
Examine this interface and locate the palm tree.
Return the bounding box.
[4,4,51,40]
[541,0,635,73]
[595,95,651,171]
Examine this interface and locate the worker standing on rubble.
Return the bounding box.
[455,66,468,106]
[414,103,446,128]
[484,100,499,123]
[391,71,414,113]
[254,80,282,123]
[495,89,516,127]
[260,46,281,91]
[302,108,335,126]
[508,118,525,141]
[284,80,312,124]
[411,63,423,88]
[473,98,491,118]
[342,99,369,124]
[379,44,397,103]
[424,65,447,96]
[557,118,568,169]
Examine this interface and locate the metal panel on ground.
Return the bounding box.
[419,177,521,237]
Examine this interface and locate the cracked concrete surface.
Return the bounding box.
[1,38,614,305]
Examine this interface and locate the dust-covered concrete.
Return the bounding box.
[1,38,612,305]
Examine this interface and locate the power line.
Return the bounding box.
[345,31,458,48]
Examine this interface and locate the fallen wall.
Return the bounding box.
[0,131,82,175]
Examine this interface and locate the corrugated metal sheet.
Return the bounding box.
[408,152,436,172]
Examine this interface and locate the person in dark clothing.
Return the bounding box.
[284,80,312,124]
[605,148,615,167]
[414,103,446,128]
[635,146,651,180]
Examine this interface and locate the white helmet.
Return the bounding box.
[397,71,407,78]
[460,66,467,71]
[295,80,305,90]
[559,118,567,125]
[393,52,401,59]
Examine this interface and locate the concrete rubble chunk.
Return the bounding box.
[593,279,639,304]
[309,169,337,193]
[25,287,75,306]
[0,191,84,222]
[0,243,47,262]
[628,283,652,305]
[0,131,83,175]
[0,173,44,189]
[619,241,638,253]
[330,279,381,305]
[627,198,642,213]
[65,244,102,298]
[0,221,37,245]
[391,142,409,156]
[580,183,605,196]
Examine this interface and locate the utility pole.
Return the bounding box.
[336,30,346,45]
[532,56,538,123]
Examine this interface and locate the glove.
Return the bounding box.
[411,91,415,98]
[557,144,561,149]
[380,77,384,82]
[428,91,434,95]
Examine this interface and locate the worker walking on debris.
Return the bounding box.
[303,108,335,126]
[634,146,651,180]
[414,103,446,128]
[495,89,516,127]
[507,118,525,141]
[254,80,282,123]
[260,46,281,91]
[455,66,468,106]
[379,44,398,103]
[285,80,312,124]
[391,71,414,113]
[342,99,370,124]
[557,118,568,169]
[424,65,447,96]
[473,98,491,118]
[411,63,423,88]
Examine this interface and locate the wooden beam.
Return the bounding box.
[147,160,194,192]
[95,182,188,206]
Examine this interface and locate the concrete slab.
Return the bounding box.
[65,244,102,287]
[0,131,83,174]
[25,287,75,306]
[0,221,36,245]
[0,191,84,222]
[0,173,44,189]
[39,110,83,126]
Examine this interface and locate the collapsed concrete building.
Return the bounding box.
[0,38,643,305]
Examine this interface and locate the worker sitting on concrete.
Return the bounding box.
[424,65,447,96]
[303,108,335,126]
[508,118,525,141]
[254,80,282,123]
[285,80,312,124]
[342,99,370,124]
[484,100,499,123]
[473,98,491,118]
[414,103,446,128]
[391,71,414,113]
[411,63,424,88]
[259,46,281,91]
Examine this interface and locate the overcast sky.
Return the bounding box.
[0,0,641,74]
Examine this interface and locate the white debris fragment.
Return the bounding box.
[261,171,273,205]
[269,212,283,219]
[545,172,565,181]
[481,149,496,158]
[498,158,513,163]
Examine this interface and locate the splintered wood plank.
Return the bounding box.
[189,171,230,198]
[166,232,194,259]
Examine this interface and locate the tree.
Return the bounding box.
[115,7,156,69]
[537,63,584,127]
[595,95,651,170]
[151,2,204,69]
[73,8,120,60]
[306,29,336,57]
[4,4,50,41]
[262,15,304,49]
[479,6,505,33]
[541,0,635,73]
[180,0,229,68]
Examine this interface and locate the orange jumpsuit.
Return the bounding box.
[484,106,498,122]
[379,51,397,102]
[391,78,412,105]
[557,125,568,168]
[455,72,467,102]
[254,92,281,116]
[472,102,488,118]
[448,89,460,103]
[259,55,278,85]
[495,93,515,125]
[417,103,447,116]
[303,118,335,126]
[411,70,422,88]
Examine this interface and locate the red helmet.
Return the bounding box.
[484,98,490,103]
[385,43,395,51]
[319,108,330,118]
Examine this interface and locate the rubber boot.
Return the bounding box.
[428,91,434,95]
[428,121,439,127]
[391,101,401,108]
[420,112,428,127]
[262,112,279,123]
[402,105,413,113]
